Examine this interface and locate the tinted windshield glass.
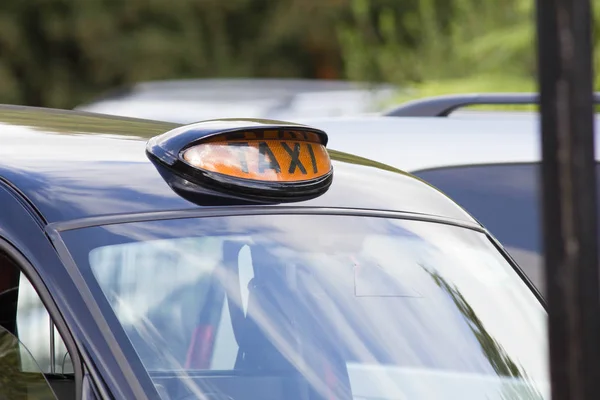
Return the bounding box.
[61,214,548,400]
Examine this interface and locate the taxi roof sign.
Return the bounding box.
[146,119,333,202]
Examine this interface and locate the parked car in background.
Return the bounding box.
[75,78,399,123]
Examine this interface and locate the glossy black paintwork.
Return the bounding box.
[0,105,475,224]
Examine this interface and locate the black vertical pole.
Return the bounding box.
[535,0,600,399]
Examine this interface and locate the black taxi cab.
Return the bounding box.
[0,105,547,400]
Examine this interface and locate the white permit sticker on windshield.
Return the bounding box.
[354,259,424,297]
[353,236,429,298]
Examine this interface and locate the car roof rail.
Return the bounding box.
[383,92,600,117]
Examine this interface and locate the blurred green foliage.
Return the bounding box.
[340,0,600,104]
[339,0,535,83]
[0,0,346,108]
[0,0,597,109]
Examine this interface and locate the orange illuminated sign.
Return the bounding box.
[181,130,332,182]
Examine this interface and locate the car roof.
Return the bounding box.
[0,105,474,226]
[294,114,600,172]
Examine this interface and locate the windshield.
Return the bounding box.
[61,214,548,400]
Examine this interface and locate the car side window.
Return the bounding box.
[0,251,75,399]
[17,275,73,375]
[413,164,544,293]
[0,325,57,399]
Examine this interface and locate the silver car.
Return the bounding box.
[75,78,398,123]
